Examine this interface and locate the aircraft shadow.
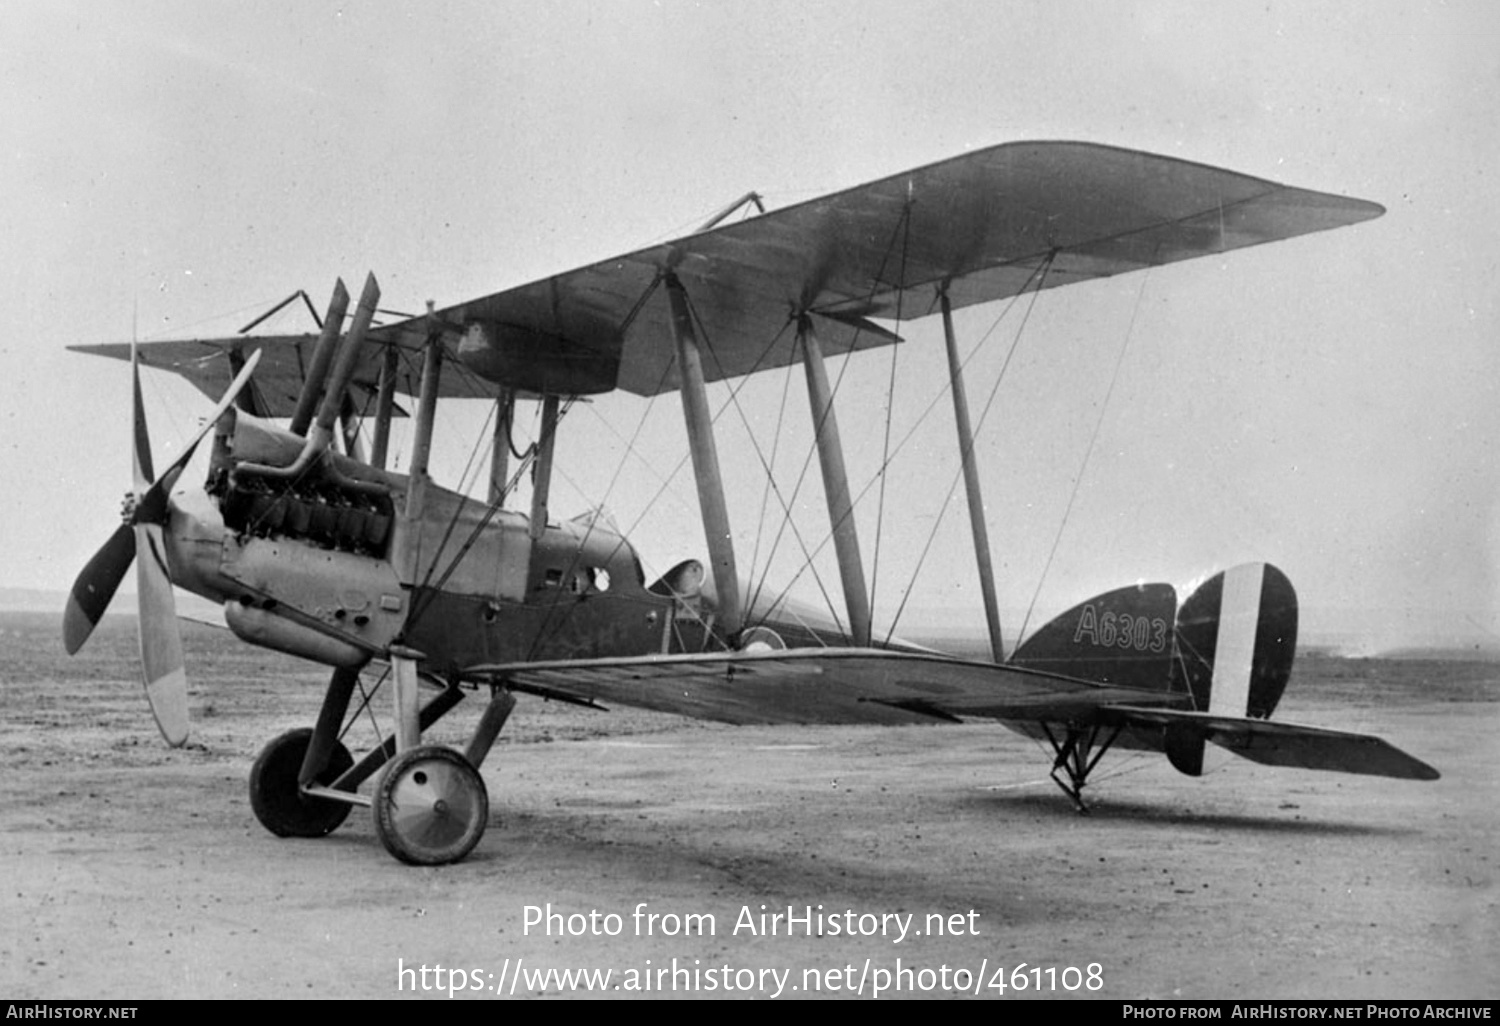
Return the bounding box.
[959,790,1419,838]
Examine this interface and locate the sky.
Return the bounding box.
[3,0,1498,652]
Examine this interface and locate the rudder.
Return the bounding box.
[1166,562,1298,775]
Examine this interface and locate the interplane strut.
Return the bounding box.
[940,290,1005,662]
[665,271,744,638]
[798,314,872,648]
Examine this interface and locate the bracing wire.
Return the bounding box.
[1016,267,1152,649]
[745,358,796,610]
[744,205,917,636]
[870,202,914,621]
[676,294,846,637]
[756,256,1054,642]
[882,253,1058,643]
[526,302,818,656]
[523,383,677,660]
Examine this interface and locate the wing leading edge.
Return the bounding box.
[432,140,1384,396]
[73,141,1384,405]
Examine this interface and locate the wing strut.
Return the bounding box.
[369,340,399,470]
[488,387,515,506]
[940,289,1004,662]
[225,347,263,416]
[798,314,872,647]
[396,302,444,585]
[665,272,744,638]
[528,394,560,539]
[338,392,367,462]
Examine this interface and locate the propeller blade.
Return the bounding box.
[133,347,264,525]
[131,340,154,496]
[62,522,137,655]
[135,522,189,747]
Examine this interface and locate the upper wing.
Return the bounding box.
[424,140,1383,396]
[68,332,488,418]
[464,647,1184,726]
[72,141,1383,404]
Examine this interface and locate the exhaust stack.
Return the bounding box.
[234,273,380,482]
[287,279,351,437]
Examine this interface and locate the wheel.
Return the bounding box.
[373,745,489,865]
[249,727,355,838]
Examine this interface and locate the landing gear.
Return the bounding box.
[373,745,489,865]
[249,727,355,837]
[247,654,518,864]
[1041,722,1122,813]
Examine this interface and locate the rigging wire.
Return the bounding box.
[881,253,1058,643]
[346,668,387,752]
[758,257,1055,639]
[577,400,686,521]
[743,205,918,636]
[1015,267,1152,649]
[139,295,311,343]
[522,306,823,657]
[745,357,797,610]
[677,295,847,637]
[869,202,914,622]
[398,271,672,656]
[522,384,677,660]
[403,354,551,627]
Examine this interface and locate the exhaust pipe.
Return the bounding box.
[287,278,351,437]
[234,272,380,484]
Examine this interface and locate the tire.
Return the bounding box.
[249,727,355,838]
[372,745,489,865]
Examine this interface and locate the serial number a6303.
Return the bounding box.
[1072,605,1168,653]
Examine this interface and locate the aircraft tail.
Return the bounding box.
[1160,562,1296,775]
[1008,563,1438,785]
[1173,562,1298,719]
[1010,582,1178,689]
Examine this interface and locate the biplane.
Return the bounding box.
[63,141,1438,865]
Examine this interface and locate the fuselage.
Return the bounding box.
[161,409,879,677]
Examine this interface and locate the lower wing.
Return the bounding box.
[462,647,1438,783]
[462,647,1180,726]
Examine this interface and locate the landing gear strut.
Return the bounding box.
[1041,722,1122,813]
[247,659,517,865]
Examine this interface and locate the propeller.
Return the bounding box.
[62,344,263,746]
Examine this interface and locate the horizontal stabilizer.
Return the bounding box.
[1109,706,1440,781]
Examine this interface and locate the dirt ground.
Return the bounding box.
[1,613,1495,1000]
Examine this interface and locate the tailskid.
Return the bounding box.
[1040,722,1123,812]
